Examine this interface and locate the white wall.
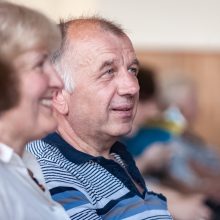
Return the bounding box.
[7,0,220,51]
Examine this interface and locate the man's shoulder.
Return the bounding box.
[26,133,60,160]
[26,139,48,157]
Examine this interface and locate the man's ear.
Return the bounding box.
[53,90,69,115]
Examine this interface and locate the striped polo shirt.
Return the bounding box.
[26,133,172,220]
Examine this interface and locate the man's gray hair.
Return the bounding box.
[51,16,126,92]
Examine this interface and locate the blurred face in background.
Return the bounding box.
[134,98,160,128]
[178,86,198,124]
[0,2,63,146]
[12,48,63,142]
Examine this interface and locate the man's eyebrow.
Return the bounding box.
[99,60,115,71]
[130,58,140,66]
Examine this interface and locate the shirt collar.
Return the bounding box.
[43,133,147,192]
[43,132,124,164]
[0,143,14,163]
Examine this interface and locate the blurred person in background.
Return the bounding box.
[0,2,69,220]
[158,73,220,219]
[121,66,216,220]
[27,17,173,220]
[157,74,220,193]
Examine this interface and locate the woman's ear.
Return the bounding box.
[52,90,69,115]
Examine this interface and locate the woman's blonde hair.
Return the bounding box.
[0,2,61,62]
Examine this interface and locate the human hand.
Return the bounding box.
[170,194,212,220]
[136,143,171,173]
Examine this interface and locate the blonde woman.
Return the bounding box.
[0,2,69,220]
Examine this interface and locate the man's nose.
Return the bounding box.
[117,71,139,96]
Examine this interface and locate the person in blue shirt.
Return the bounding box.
[27,17,173,220]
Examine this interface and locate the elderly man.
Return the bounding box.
[27,17,172,220]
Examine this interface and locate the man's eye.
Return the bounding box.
[128,67,138,75]
[105,68,114,75]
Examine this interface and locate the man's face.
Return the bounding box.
[65,32,139,140]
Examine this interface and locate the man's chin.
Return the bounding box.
[110,124,132,137]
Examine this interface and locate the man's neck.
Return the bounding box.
[56,122,116,159]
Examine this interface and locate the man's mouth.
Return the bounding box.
[111,105,134,117]
[112,106,132,111]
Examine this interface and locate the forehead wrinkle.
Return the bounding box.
[67,28,137,71]
[120,47,137,67]
[71,40,116,72]
[99,59,115,71]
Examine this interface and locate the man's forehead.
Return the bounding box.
[72,33,134,54]
[68,25,131,45]
[67,25,136,62]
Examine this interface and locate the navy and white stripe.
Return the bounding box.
[27,133,172,220]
